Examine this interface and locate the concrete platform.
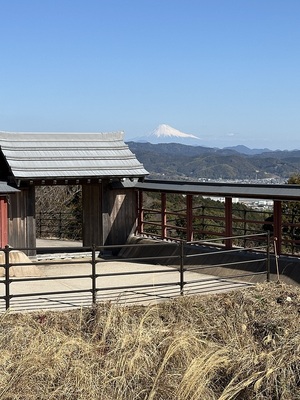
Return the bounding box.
[36,238,83,248]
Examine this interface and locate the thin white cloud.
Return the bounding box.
[226,132,238,137]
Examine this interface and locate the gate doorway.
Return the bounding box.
[35,185,82,242]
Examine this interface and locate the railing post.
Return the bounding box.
[225,197,233,249]
[136,190,143,235]
[186,194,193,242]
[91,244,97,305]
[201,205,206,239]
[161,192,167,239]
[4,245,10,310]
[243,209,247,248]
[39,211,42,237]
[266,231,271,282]
[273,200,282,255]
[179,241,185,295]
[59,211,62,239]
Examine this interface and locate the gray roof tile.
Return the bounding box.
[0,181,19,193]
[0,131,148,180]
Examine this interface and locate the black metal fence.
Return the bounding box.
[36,211,82,240]
[0,233,270,312]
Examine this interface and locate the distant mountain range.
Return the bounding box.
[127,140,300,181]
[223,145,272,156]
[127,124,300,181]
[131,124,278,155]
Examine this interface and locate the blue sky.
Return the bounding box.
[1,0,299,150]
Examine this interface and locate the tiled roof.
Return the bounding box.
[0,131,148,181]
[0,181,19,194]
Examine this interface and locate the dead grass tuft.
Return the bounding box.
[0,282,299,399]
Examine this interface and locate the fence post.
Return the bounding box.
[39,211,42,237]
[91,244,97,305]
[273,200,282,256]
[266,232,271,282]
[186,194,193,242]
[201,205,206,239]
[4,245,10,310]
[243,209,247,248]
[59,211,62,239]
[161,192,167,239]
[179,241,185,295]
[225,197,233,249]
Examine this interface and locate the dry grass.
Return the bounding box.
[0,282,299,399]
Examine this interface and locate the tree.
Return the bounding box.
[35,185,82,240]
[288,174,300,184]
[262,173,300,254]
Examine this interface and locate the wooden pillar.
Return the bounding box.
[273,200,282,255]
[0,196,8,248]
[186,194,193,242]
[82,183,102,246]
[137,190,144,234]
[8,187,36,254]
[26,186,36,255]
[101,179,111,245]
[161,192,167,239]
[225,197,233,249]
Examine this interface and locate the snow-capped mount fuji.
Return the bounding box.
[148,124,199,140]
[131,124,202,145]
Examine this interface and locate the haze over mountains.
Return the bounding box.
[127,124,300,181]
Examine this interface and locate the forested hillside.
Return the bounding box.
[127,142,300,180]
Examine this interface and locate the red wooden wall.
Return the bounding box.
[0,196,8,247]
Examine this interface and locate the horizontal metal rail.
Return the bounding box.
[187,258,267,272]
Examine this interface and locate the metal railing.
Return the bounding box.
[0,233,271,312]
[36,211,82,240]
[36,204,300,256]
[141,203,272,240]
[139,199,300,256]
